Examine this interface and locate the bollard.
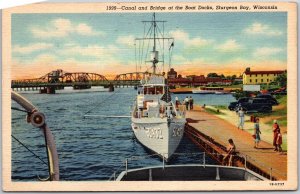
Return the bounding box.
[269,168,273,181]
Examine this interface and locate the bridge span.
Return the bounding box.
[11,69,154,93]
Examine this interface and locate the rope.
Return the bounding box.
[11,134,48,166]
[11,107,30,113]
[83,91,118,116]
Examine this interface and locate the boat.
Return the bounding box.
[192,87,224,94]
[108,152,268,181]
[131,13,186,161]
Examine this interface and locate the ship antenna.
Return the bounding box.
[153,13,157,75]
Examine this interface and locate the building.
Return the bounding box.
[167,68,177,79]
[242,67,285,85]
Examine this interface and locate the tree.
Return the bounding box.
[207,73,219,78]
[275,72,287,87]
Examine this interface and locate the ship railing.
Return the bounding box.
[109,151,284,181]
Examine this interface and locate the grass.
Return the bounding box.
[205,106,225,115]
[251,95,287,129]
[213,105,227,110]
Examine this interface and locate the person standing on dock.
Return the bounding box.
[273,120,280,151]
[184,96,189,110]
[237,108,245,130]
[254,117,261,149]
[276,129,283,153]
[189,96,194,110]
[175,96,180,109]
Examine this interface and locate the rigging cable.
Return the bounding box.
[11,107,30,113]
[11,134,48,166]
[83,90,119,116]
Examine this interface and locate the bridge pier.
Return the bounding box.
[109,84,114,92]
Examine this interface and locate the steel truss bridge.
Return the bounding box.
[11,69,156,92]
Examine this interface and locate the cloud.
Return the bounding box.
[31,18,105,38]
[244,23,282,36]
[169,30,213,48]
[13,43,54,54]
[253,47,283,58]
[116,35,135,46]
[59,44,119,58]
[216,39,242,52]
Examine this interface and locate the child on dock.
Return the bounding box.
[254,117,261,149]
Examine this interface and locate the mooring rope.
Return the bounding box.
[11,134,48,166]
[83,89,120,117]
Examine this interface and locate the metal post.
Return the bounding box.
[203,152,206,168]
[216,167,220,180]
[125,159,128,175]
[269,168,273,181]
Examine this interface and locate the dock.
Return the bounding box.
[184,106,287,180]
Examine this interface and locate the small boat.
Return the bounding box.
[192,87,225,94]
[131,13,186,161]
[192,89,215,94]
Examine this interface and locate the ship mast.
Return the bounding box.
[152,13,157,74]
[136,13,173,75]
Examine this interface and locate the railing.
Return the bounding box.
[107,151,280,181]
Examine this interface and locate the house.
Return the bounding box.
[242,67,285,85]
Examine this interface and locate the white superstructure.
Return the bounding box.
[131,76,186,160]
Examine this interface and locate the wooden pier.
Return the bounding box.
[184,106,287,180]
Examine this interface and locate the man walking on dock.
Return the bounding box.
[237,107,245,130]
[184,96,189,110]
[189,96,194,110]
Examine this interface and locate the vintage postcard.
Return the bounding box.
[2,1,297,191]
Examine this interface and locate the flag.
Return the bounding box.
[169,41,174,50]
[161,86,171,103]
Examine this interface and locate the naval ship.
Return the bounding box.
[131,13,186,161]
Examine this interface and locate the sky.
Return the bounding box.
[11,12,287,79]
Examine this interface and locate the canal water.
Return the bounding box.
[11,88,235,181]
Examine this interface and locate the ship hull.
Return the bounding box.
[131,117,185,160]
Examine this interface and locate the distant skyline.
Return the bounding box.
[11,12,287,79]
